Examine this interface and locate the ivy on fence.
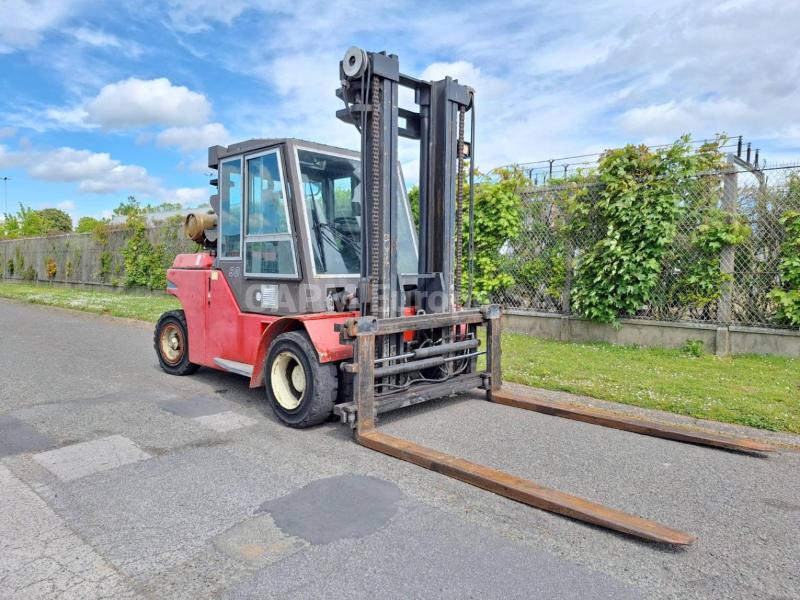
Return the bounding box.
[568,137,735,324]
[769,208,800,327]
[464,168,526,304]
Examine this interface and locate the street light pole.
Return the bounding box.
[1,176,9,216]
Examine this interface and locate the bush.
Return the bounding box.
[463,167,526,304]
[769,210,800,327]
[121,215,168,289]
[569,137,729,323]
[45,257,57,280]
[681,339,705,357]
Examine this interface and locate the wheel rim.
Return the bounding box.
[271,351,306,411]
[159,323,184,366]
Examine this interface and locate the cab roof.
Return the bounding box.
[208,138,358,169]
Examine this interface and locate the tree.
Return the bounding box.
[38,208,73,233]
[113,196,142,218]
[1,204,48,238]
[76,216,101,233]
[408,185,420,226]
[147,201,183,213]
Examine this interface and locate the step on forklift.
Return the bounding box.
[155,47,773,545]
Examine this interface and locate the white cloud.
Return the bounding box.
[69,27,119,47]
[227,50,358,149]
[68,27,143,58]
[6,77,215,135]
[57,200,76,210]
[44,106,91,128]
[618,98,753,139]
[166,0,254,33]
[156,122,229,152]
[168,187,208,205]
[86,78,211,129]
[0,127,16,139]
[0,144,202,203]
[26,147,157,193]
[0,144,25,169]
[184,157,212,174]
[193,0,800,168]
[0,0,82,53]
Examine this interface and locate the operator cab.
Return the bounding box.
[206,138,418,315]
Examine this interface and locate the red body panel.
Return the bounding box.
[172,253,215,269]
[166,253,356,386]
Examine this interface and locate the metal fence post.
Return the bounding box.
[561,239,573,316]
[559,237,574,342]
[716,157,738,355]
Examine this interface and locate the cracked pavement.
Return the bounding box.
[1,299,798,599]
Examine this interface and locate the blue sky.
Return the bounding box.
[1,0,799,223]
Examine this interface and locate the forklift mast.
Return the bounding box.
[332,48,499,433]
[336,47,473,319]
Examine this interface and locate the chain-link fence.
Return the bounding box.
[497,164,800,329]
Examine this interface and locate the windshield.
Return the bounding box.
[297,148,417,276]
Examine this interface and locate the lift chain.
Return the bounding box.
[454,105,466,308]
[369,74,382,317]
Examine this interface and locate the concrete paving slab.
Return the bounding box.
[136,544,253,600]
[0,415,55,457]
[33,434,151,481]
[0,464,139,600]
[39,446,294,579]
[12,391,217,453]
[194,411,259,433]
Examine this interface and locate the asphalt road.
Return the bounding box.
[1,298,798,599]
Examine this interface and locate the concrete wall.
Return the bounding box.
[0,224,193,289]
[504,310,800,358]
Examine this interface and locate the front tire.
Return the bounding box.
[154,310,199,376]
[265,331,337,428]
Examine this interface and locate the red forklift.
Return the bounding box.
[155,47,772,545]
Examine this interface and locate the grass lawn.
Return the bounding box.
[1,280,797,433]
[502,333,800,434]
[0,281,179,323]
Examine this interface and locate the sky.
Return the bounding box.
[1,0,799,223]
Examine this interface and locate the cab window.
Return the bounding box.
[244,149,298,277]
[219,158,242,258]
[247,151,290,235]
[297,148,418,276]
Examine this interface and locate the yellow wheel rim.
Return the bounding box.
[271,351,306,410]
[160,323,184,366]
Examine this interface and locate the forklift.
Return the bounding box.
[155,47,773,545]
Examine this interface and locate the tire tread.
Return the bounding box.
[154,310,200,376]
[265,330,337,428]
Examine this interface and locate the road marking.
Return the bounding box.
[193,411,258,433]
[33,435,151,482]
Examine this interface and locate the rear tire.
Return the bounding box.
[154,310,199,376]
[265,331,337,428]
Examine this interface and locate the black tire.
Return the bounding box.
[154,310,199,376]
[264,331,337,428]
